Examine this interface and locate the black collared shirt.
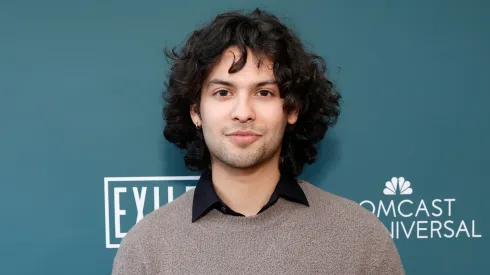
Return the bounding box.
[191,168,309,222]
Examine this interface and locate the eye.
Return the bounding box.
[214,89,231,97]
[256,90,273,96]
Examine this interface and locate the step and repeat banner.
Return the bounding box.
[1,0,488,274]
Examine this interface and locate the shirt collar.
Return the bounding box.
[191,168,309,222]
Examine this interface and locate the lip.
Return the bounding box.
[226,131,261,145]
[227,131,261,136]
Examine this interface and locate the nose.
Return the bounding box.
[230,93,255,122]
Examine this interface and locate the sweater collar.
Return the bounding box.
[191,168,309,223]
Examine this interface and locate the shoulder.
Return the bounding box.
[298,180,391,240]
[299,181,404,274]
[297,180,404,273]
[112,190,194,273]
[119,188,195,246]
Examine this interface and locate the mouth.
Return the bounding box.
[225,131,261,145]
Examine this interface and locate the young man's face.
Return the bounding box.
[191,46,298,169]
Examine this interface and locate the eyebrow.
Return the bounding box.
[206,78,277,89]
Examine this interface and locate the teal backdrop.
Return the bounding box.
[0,0,488,274]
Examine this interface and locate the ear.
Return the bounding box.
[190,104,201,126]
[287,106,299,125]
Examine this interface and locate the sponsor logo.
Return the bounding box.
[104,176,199,248]
[360,177,482,239]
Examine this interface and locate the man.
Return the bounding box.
[112,8,404,275]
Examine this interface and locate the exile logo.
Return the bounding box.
[104,176,199,248]
[359,177,482,240]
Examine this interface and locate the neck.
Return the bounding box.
[210,156,281,217]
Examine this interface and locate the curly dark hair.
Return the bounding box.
[162,8,341,177]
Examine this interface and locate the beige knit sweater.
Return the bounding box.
[112,180,405,275]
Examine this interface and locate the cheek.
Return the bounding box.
[257,106,288,128]
[262,118,288,142]
[273,122,287,139]
[201,105,227,131]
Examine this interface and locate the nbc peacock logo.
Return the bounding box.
[383,177,413,196]
[360,176,482,239]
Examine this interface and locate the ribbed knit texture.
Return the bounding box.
[112,180,405,275]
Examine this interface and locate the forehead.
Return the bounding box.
[205,46,275,82]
